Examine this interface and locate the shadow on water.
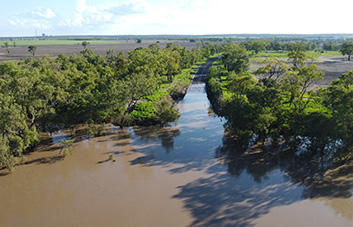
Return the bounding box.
[117,126,183,166]
[133,126,181,153]
[170,135,353,226]
[23,155,65,166]
[214,136,353,200]
[173,172,299,227]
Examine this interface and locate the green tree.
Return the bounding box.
[3,41,10,53]
[340,41,353,61]
[255,57,288,81]
[163,49,181,81]
[246,40,267,54]
[155,99,180,126]
[119,72,158,126]
[82,41,89,49]
[106,50,128,77]
[287,42,308,51]
[28,45,37,56]
[287,50,313,69]
[324,70,353,146]
[227,71,256,96]
[222,43,250,74]
[281,64,323,113]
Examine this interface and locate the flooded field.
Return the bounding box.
[1,62,353,226]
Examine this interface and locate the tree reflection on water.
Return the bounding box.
[132,125,181,154]
[215,134,353,200]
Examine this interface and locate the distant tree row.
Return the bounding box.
[241,40,337,53]
[235,40,353,60]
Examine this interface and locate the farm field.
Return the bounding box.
[0,39,200,62]
[250,53,353,87]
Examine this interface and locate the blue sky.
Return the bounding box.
[1,0,352,37]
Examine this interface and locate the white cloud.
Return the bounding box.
[5,7,56,35]
[104,1,146,16]
[2,0,353,36]
[59,0,147,31]
[76,0,88,12]
[9,18,49,29]
[31,8,56,19]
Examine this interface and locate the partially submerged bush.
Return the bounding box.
[87,123,106,138]
[129,102,157,121]
[60,139,75,156]
[155,100,180,126]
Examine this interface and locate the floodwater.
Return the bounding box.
[1,73,353,227]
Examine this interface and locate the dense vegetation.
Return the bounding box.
[207,42,353,161]
[0,42,220,172]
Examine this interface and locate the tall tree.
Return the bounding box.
[28,45,37,56]
[3,42,10,53]
[82,41,90,49]
[340,41,353,61]
[222,43,250,74]
[281,64,323,113]
[255,57,288,81]
[323,70,353,147]
[245,40,267,54]
[119,72,157,126]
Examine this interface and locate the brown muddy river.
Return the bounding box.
[1,72,353,226]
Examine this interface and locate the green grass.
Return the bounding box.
[306,51,341,58]
[249,50,341,59]
[249,51,288,58]
[10,39,122,46]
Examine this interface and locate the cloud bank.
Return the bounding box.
[1,0,353,36]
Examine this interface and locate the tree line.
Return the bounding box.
[207,42,353,161]
[240,40,353,59]
[0,42,220,172]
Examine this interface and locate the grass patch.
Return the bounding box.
[249,50,341,59]
[249,51,288,58]
[306,51,341,58]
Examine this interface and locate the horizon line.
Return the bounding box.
[1,33,353,39]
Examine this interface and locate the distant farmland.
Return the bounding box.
[11,39,123,46]
[0,39,199,62]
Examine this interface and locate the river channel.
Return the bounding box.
[1,58,353,226]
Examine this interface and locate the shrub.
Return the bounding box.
[129,102,157,120]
